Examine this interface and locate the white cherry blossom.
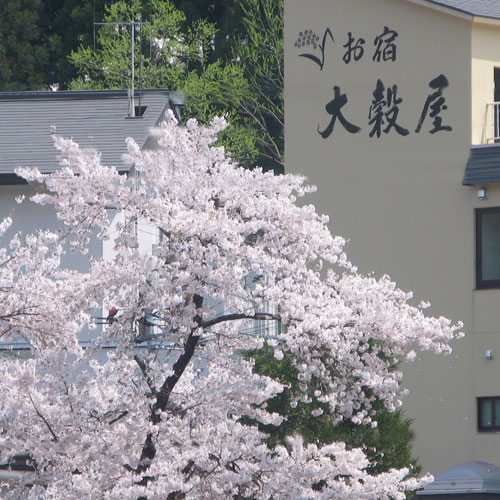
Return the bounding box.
[0,112,461,499]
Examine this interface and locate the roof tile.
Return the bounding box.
[425,0,500,19]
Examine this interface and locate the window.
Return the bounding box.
[478,397,500,431]
[476,207,500,289]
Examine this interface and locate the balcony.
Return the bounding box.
[464,103,500,186]
[482,102,500,144]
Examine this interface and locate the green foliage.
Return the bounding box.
[247,342,422,476]
[171,0,284,171]
[232,0,284,171]
[170,0,244,61]
[0,0,48,90]
[68,0,259,165]
[0,0,109,91]
[41,0,108,89]
[182,62,259,164]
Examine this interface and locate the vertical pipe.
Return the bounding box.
[131,22,135,117]
[93,0,96,51]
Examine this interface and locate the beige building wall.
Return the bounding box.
[284,0,496,474]
[469,21,500,464]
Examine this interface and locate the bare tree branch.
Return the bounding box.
[29,393,58,442]
[201,312,280,329]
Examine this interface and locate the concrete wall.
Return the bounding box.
[285,0,479,474]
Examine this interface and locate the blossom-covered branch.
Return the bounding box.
[0,111,461,499]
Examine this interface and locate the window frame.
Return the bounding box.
[476,207,500,289]
[477,396,500,432]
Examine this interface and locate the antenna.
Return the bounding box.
[138,19,143,113]
[93,0,96,51]
[94,20,151,117]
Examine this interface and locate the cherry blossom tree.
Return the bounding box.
[0,112,461,499]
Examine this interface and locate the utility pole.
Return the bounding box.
[95,20,150,117]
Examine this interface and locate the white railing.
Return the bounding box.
[483,102,500,143]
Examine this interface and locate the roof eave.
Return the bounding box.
[472,15,500,27]
[403,0,474,20]
[0,88,180,102]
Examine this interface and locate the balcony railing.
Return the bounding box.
[483,102,500,143]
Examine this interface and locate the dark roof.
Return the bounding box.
[463,144,500,185]
[424,0,500,19]
[414,461,500,496]
[0,89,184,177]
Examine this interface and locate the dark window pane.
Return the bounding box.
[494,399,500,426]
[481,212,500,281]
[481,399,493,428]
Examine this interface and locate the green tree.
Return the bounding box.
[170,0,244,61]
[247,342,422,476]
[69,0,259,164]
[0,0,48,90]
[0,0,108,91]
[168,0,284,172]
[40,0,108,89]
[233,0,284,172]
